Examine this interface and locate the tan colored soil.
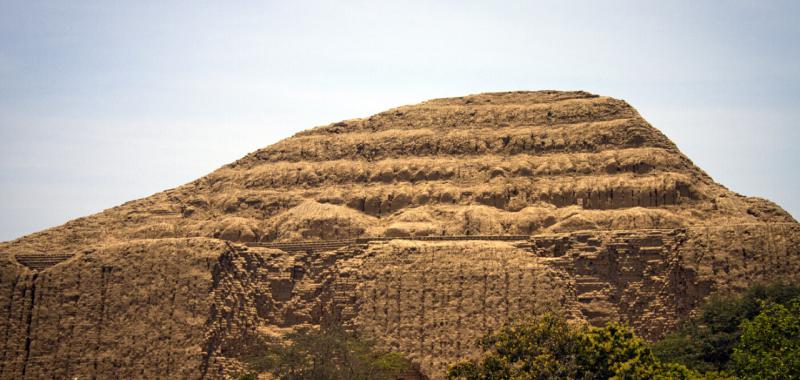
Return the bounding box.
[1,91,797,379]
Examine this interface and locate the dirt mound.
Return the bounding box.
[0,91,797,379]
[1,91,794,254]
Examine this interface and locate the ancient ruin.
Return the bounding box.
[0,91,797,379]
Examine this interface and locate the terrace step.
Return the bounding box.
[15,253,74,271]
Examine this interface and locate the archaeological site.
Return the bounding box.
[1,90,798,379]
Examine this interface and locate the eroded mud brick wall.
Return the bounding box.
[0,239,224,380]
[341,240,571,375]
[528,229,689,338]
[199,242,382,377]
[679,223,800,292]
[0,224,798,379]
[337,225,800,378]
[339,236,690,376]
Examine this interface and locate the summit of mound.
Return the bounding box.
[0,90,794,254]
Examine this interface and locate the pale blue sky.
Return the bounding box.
[1,1,798,241]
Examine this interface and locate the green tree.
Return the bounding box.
[447,313,699,380]
[580,322,664,379]
[238,325,413,380]
[732,299,800,380]
[447,313,583,380]
[653,282,800,373]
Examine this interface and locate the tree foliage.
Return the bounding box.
[447,313,583,379]
[237,325,412,380]
[235,282,800,380]
[447,313,698,380]
[652,282,800,374]
[732,299,800,379]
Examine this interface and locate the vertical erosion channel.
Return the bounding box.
[21,272,37,378]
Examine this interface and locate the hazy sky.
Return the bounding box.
[1,1,798,241]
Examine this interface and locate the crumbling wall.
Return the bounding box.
[0,238,225,380]
[199,243,370,377]
[0,255,32,378]
[341,240,572,376]
[335,224,800,378]
[522,224,800,339]
[678,223,800,293]
[1,224,798,379]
